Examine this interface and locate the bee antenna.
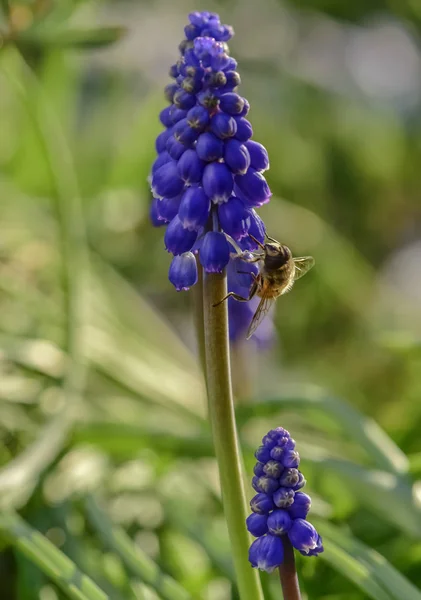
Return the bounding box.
[265,235,279,244]
[249,234,265,251]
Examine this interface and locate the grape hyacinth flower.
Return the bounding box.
[149,10,274,343]
[248,427,323,576]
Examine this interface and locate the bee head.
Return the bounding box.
[264,242,292,269]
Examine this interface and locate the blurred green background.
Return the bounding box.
[1,1,421,599]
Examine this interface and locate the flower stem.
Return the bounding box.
[279,536,301,600]
[202,270,264,600]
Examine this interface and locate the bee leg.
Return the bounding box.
[213,292,250,307]
[213,282,258,307]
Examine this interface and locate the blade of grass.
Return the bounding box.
[0,512,108,600]
[314,519,421,600]
[85,496,193,600]
[0,48,89,506]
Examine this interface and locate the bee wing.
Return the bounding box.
[293,256,315,281]
[246,295,276,340]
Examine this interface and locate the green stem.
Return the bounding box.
[202,270,264,600]
[0,512,107,600]
[193,256,207,377]
[279,536,301,600]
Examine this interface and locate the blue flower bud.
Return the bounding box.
[155,128,172,154]
[211,52,231,71]
[168,63,179,78]
[186,105,210,130]
[238,209,266,250]
[196,132,224,161]
[267,510,292,536]
[181,76,203,95]
[288,519,320,555]
[173,89,196,110]
[177,150,205,184]
[173,118,199,146]
[278,436,296,450]
[218,196,248,240]
[197,89,220,110]
[210,112,237,139]
[152,161,185,199]
[202,163,233,204]
[253,462,265,477]
[169,252,198,291]
[224,139,250,175]
[248,535,283,573]
[245,140,270,171]
[250,493,275,515]
[261,435,279,450]
[219,93,245,115]
[150,198,165,227]
[263,460,284,479]
[199,231,230,273]
[252,476,280,495]
[164,83,178,103]
[235,168,271,207]
[166,136,187,160]
[273,487,295,508]
[157,195,182,223]
[246,513,268,537]
[159,106,173,127]
[164,215,198,255]
[151,151,171,174]
[224,70,241,88]
[234,117,253,142]
[169,106,188,125]
[287,492,311,520]
[254,445,272,463]
[305,534,324,557]
[178,187,210,230]
[279,468,300,488]
[282,450,300,469]
[292,472,306,491]
[266,428,290,441]
[184,23,202,40]
[239,98,250,117]
[270,446,283,461]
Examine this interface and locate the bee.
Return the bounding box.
[214,235,315,339]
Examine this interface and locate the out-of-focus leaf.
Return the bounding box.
[0,410,72,510]
[0,512,108,600]
[237,385,409,475]
[85,496,192,600]
[16,26,126,50]
[314,519,421,600]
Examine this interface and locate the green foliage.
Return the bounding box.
[1,1,421,599]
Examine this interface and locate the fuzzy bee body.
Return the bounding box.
[214,236,315,339]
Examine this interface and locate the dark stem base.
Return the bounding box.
[278,536,301,600]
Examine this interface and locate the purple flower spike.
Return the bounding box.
[149,10,277,340]
[247,426,323,569]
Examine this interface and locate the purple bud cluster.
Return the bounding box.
[150,11,271,294]
[247,427,323,573]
